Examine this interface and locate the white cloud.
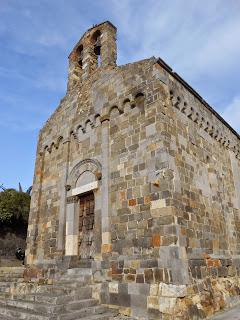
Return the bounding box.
[221,97,240,133]
[106,0,240,82]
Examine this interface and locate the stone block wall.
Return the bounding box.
[26,21,240,319]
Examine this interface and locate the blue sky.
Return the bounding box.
[0,0,240,190]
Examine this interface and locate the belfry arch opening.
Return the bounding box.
[77,44,83,68]
[92,30,102,67]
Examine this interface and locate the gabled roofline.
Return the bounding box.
[156,57,240,140]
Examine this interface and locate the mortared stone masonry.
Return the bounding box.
[21,21,240,319]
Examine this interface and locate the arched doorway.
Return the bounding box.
[65,159,102,258]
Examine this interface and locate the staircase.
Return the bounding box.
[0,267,24,297]
[0,268,120,320]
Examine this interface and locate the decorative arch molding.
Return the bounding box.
[170,89,240,159]
[66,158,102,190]
[39,88,147,153]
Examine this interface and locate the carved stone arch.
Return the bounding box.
[65,158,103,257]
[67,158,102,190]
[94,114,101,127]
[84,119,93,132]
[122,98,132,113]
[134,91,145,113]
[48,142,55,153]
[56,136,63,149]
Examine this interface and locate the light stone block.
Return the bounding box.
[71,181,98,196]
[102,231,111,244]
[151,199,166,209]
[147,296,159,309]
[150,284,159,296]
[146,123,156,137]
[109,282,118,293]
[65,235,78,256]
[159,283,187,298]
[158,297,177,314]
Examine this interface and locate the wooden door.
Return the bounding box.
[78,192,95,259]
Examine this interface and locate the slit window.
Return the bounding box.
[77,45,83,68]
[92,30,101,67]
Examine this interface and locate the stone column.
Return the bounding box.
[57,138,70,252]
[228,151,240,255]
[101,24,117,68]
[101,117,111,254]
[65,196,79,256]
[229,151,240,210]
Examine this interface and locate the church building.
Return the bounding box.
[25,21,240,319]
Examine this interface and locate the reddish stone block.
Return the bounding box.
[128,199,136,206]
[152,234,161,247]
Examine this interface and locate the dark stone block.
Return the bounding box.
[148,308,163,320]
[144,269,154,283]
[118,283,128,294]
[131,294,147,308]
[151,193,160,201]
[189,259,206,267]
[136,274,144,283]
[154,268,164,282]
[118,293,131,307]
[140,259,158,268]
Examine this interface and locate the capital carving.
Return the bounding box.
[66,196,78,204]
[65,185,71,191]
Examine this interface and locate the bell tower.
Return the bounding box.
[68,21,117,90]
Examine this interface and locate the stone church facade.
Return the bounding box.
[25,21,240,318]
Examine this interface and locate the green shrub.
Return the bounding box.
[0,189,30,225]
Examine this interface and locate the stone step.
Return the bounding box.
[0,275,23,278]
[0,282,11,287]
[0,272,23,276]
[0,269,24,278]
[58,305,110,320]
[0,286,11,293]
[0,302,50,320]
[0,289,10,294]
[0,297,61,314]
[0,297,98,314]
[0,277,24,283]
[0,267,24,272]
[0,315,16,320]
[76,311,119,320]
[35,284,77,295]
[65,298,98,311]
[12,285,92,304]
